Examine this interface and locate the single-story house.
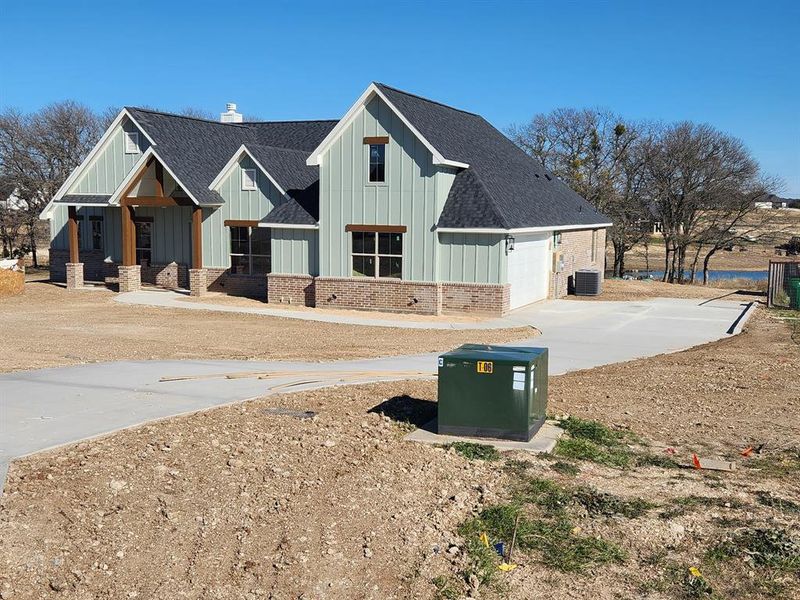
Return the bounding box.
[41,83,610,315]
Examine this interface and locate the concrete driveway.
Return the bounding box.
[0,297,754,491]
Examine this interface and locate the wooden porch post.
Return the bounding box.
[67,206,79,263]
[121,205,135,266]
[192,206,203,269]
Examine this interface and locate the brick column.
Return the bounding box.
[65,263,84,290]
[189,268,207,297]
[118,265,141,293]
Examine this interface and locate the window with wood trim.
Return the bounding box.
[134,220,152,265]
[124,131,140,154]
[368,144,386,183]
[229,226,271,275]
[351,231,402,278]
[242,168,257,191]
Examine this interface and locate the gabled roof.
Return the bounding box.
[262,197,318,227]
[373,83,610,230]
[126,108,335,207]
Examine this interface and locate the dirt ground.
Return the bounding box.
[570,278,766,302]
[1,309,797,599]
[0,282,534,373]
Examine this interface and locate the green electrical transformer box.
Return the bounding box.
[437,344,548,442]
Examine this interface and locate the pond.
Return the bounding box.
[619,269,768,282]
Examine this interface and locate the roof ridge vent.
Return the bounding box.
[220,103,243,123]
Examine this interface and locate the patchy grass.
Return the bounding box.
[444,441,501,462]
[553,437,634,468]
[572,487,656,519]
[755,490,800,514]
[503,458,533,477]
[431,575,461,600]
[744,448,800,479]
[659,495,743,519]
[707,528,800,574]
[553,416,678,470]
[459,504,626,573]
[557,416,627,445]
[550,460,580,476]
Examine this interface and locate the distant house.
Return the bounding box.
[755,194,792,209]
[0,188,26,211]
[39,83,611,315]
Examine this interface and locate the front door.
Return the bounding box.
[134,220,152,265]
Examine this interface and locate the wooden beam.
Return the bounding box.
[192,206,203,269]
[120,204,132,265]
[67,206,79,263]
[345,224,407,234]
[119,156,155,203]
[121,196,193,207]
[223,219,260,228]
[363,136,389,145]
[154,162,164,197]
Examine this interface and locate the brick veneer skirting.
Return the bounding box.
[313,277,510,316]
[440,282,511,315]
[49,248,108,283]
[206,268,267,300]
[267,273,316,307]
[140,261,189,289]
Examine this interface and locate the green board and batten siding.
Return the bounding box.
[202,156,283,268]
[318,94,507,284]
[70,120,149,194]
[320,96,445,282]
[438,232,507,284]
[51,117,149,255]
[204,156,317,275]
[271,228,319,275]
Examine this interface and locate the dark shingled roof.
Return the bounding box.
[55,194,112,205]
[375,83,610,230]
[125,108,335,207]
[262,198,317,225]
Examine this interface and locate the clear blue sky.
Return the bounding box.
[2,0,798,195]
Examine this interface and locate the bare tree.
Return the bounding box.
[647,123,760,283]
[508,109,652,276]
[0,101,102,266]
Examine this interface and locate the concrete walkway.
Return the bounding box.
[0,297,755,492]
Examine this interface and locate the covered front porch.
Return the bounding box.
[62,155,207,295]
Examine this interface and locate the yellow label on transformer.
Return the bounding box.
[476,361,494,374]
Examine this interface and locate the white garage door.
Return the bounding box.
[508,232,551,309]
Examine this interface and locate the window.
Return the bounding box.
[351,231,402,278]
[90,216,103,251]
[134,219,152,265]
[242,168,257,191]
[124,131,140,154]
[553,232,562,247]
[368,144,385,183]
[591,229,598,262]
[229,226,271,274]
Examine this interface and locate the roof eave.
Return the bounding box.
[257,222,319,230]
[436,222,613,235]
